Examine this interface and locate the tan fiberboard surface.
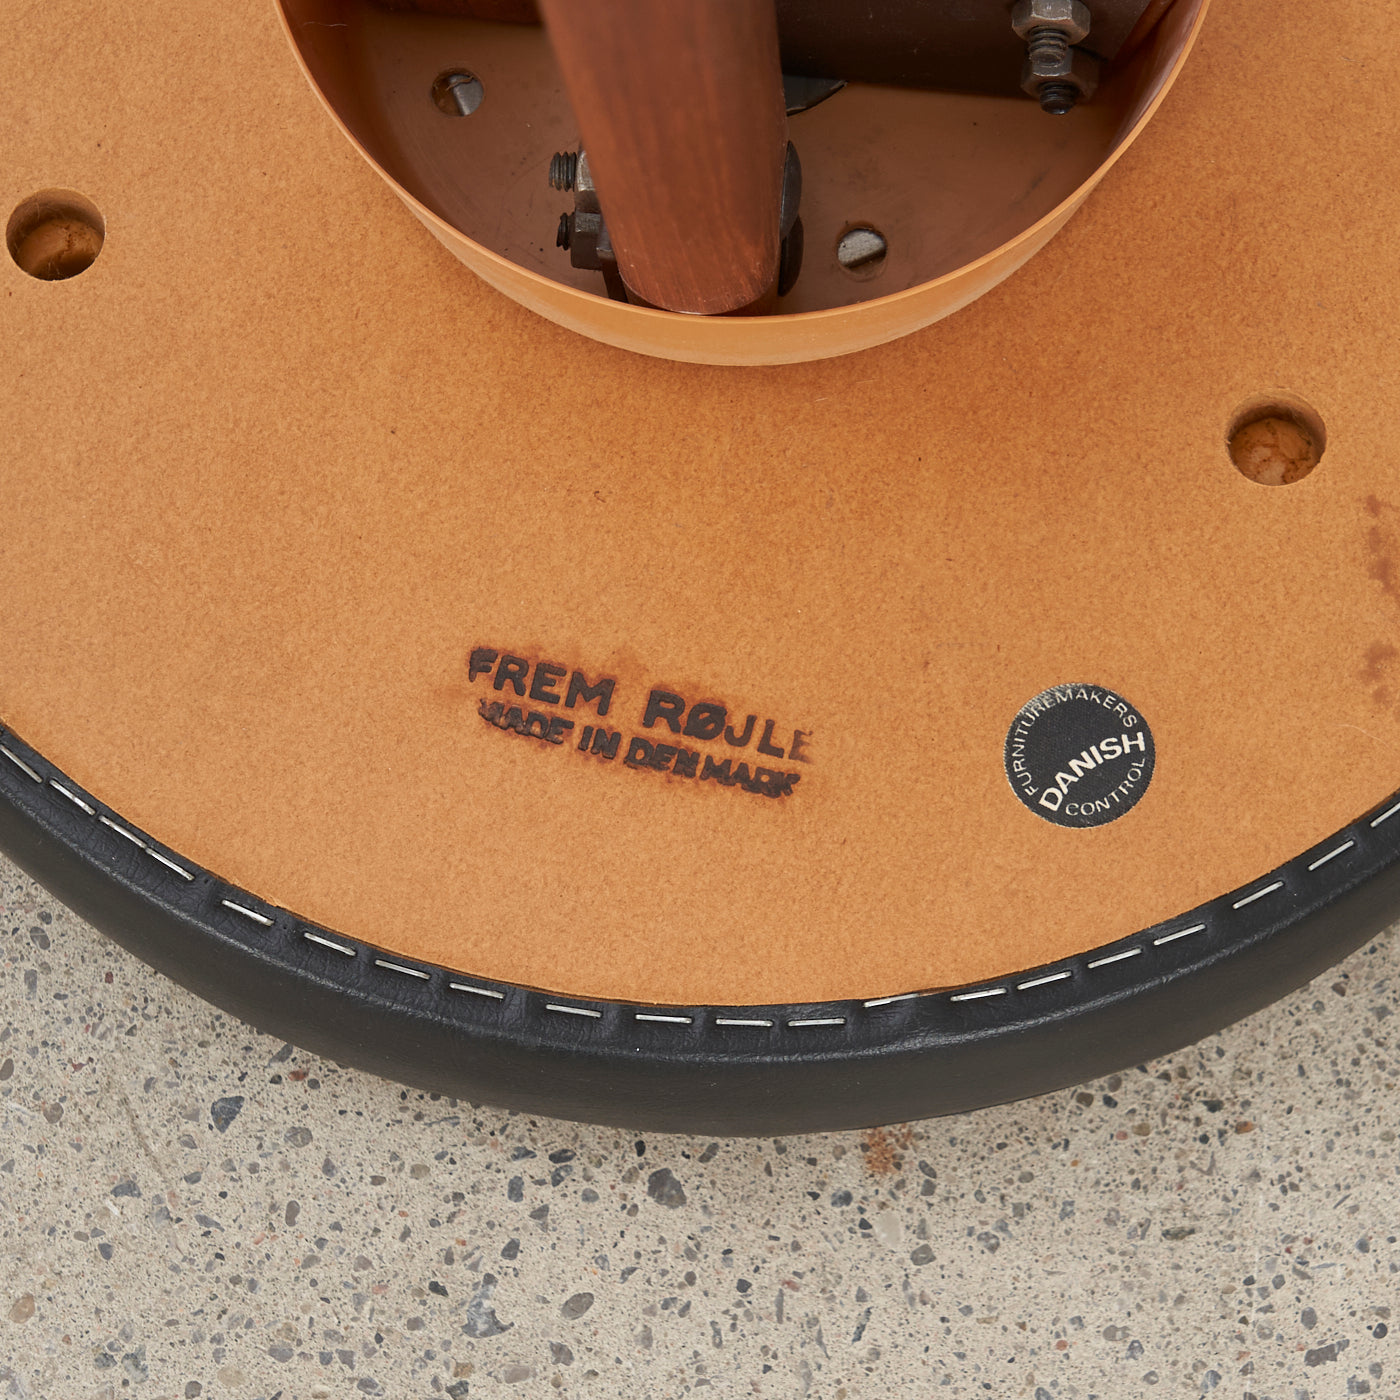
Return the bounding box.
[4,0,1399,1006]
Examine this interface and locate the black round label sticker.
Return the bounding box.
[1004,684,1155,829]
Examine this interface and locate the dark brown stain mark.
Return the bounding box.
[1360,501,1400,712]
[1364,498,1400,590]
[1360,641,1398,714]
[1367,525,1397,599]
[1361,642,1398,684]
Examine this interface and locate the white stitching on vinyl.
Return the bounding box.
[1232,880,1284,910]
[1088,948,1142,969]
[1017,971,1072,990]
[9,742,1391,1032]
[98,816,146,849]
[49,781,95,816]
[1308,841,1355,871]
[1153,923,1205,946]
[221,899,273,927]
[304,931,356,956]
[0,746,42,784]
[147,848,195,881]
[375,959,430,980]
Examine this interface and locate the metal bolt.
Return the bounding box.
[1010,0,1091,45]
[1027,28,1077,113]
[549,151,579,192]
[556,213,573,250]
[1011,0,1094,115]
[431,70,484,117]
[1037,83,1080,116]
[836,227,887,276]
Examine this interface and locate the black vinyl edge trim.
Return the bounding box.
[2,724,1399,1134]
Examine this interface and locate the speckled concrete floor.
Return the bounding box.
[0,851,1396,1400]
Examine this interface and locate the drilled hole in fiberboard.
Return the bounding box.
[7,190,105,281]
[1227,398,1327,486]
[432,70,484,116]
[836,226,887,280]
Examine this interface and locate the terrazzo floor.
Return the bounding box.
[1,850,1397,1399]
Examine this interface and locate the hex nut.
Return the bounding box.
[1021,46,1101,103]
[1011,0,1092,45]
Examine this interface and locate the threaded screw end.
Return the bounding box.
[549,151,579,192]
[1038,80,1079,115]
[556,213,573,250]
[1026,24,1070,65]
